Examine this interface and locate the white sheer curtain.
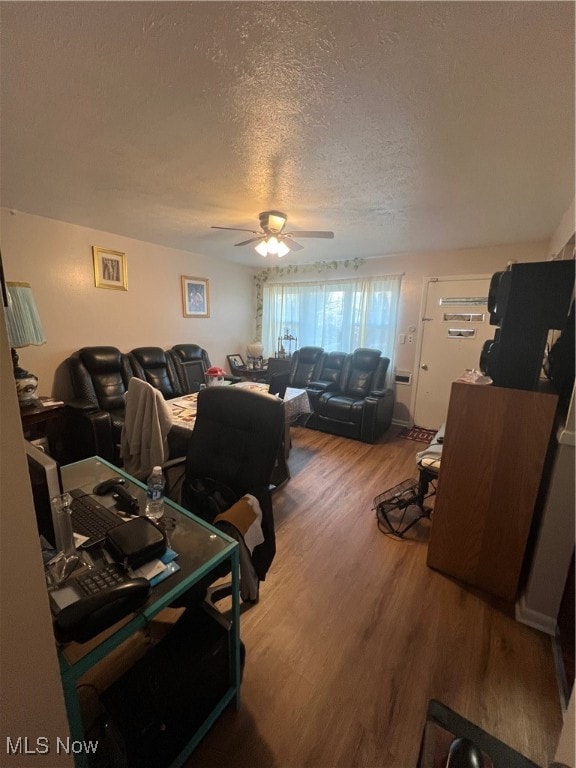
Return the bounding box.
[262,274,402,380]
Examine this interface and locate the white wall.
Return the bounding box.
[0,296,73,765]
[1,209,256,400]
[548,195,575,258]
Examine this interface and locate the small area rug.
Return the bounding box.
[397,426,436,444]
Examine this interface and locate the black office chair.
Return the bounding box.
[418,700,541,768]
[255,356,291,394]
[172,385,285,603]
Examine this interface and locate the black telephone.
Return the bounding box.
[93,477,140,514]
[50,563,150,643]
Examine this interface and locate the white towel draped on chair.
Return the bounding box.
[120,377,174,479]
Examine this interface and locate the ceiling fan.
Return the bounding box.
[211,210,334,257]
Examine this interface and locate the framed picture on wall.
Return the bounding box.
[93,247,128,290]
[181,276,210,318]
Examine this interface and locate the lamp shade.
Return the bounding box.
[254,237,290,258]
[247,342,264,358]
[5,282,46,348]
[276,241,290,258]
[255,240,269,257]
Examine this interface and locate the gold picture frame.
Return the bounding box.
[93,247,128,290]
[181,276,210,318]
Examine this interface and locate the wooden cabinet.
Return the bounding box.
[427,382,558,602]
[20,396,67,460]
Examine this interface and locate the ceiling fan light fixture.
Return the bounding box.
[215,211,333,255]
[276,241,290,257]
[258,210,287,234]
[266,236,280,255]
[254,236,291,258]
[267,213,287,234]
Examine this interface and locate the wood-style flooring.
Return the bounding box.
[185,425,563,768]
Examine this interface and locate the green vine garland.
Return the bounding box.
[253,257,365,339]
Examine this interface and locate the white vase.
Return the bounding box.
[15,373,39,403]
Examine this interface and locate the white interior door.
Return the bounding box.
[413,276,493,429]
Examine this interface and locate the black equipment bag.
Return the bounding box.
[106,516,167,569]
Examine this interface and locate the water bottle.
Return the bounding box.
[145,466,165,521]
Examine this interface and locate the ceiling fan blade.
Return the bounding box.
[211,226,261,234]
[235,236,264,247]
[286,230,334,239]
[282,237,305,252]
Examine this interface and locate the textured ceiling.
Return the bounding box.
[1,2,574,266]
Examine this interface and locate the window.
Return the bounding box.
[261,274,402,377]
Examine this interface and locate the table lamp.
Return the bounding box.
[4,281,46,404]
[246,342,264,369]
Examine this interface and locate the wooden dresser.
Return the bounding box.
[427,381,558,602]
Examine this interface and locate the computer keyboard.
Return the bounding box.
[69,488,123,548]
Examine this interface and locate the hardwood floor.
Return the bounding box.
[186,425,563,768]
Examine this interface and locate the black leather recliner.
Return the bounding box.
[287,346,326,388]
[309,348,394,443]
[260,347,325,399]
[66,346,133,462]
[65,343,239,461]
[128,347,182,399]
[306,351,348,417]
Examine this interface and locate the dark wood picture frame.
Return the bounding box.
[227,354,245,370]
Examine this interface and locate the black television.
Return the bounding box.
[24,440,63,548]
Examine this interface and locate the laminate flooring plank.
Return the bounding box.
[185,426,562,768]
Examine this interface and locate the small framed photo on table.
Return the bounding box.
[93,247,127,290]
[227,354,245,370]
[182,276,210,318]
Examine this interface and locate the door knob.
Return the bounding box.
[420,364,428,370]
